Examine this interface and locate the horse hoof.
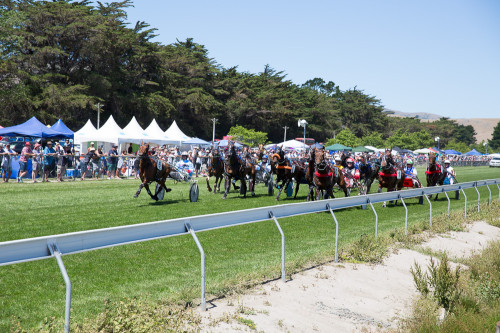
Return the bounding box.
[251,192,255,197]
[165,189,172,193]
[222,196,226,200]
[234,186,240,190]
[133,194,138,198]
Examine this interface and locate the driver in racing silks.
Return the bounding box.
[175,151,194,178]
[258,154,271,173]
[384,148,395,170]
[443,159,456,184]
[404,159,418,186]
[344,157,360,187]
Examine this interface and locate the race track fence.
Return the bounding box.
[1,179,500,332]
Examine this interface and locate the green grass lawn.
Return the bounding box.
[1,166,499,331]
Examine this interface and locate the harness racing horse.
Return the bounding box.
[377,154,405,206]
[222,141,256,199]
[206,148,225,193]
[426,152,447,200]
[270,147,306,201]
[358,154,378,194]
[309,148,335,200]
[134,144,172,201]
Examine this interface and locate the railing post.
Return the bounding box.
[487,185,492,207]
[474,182,480,212]
[496,183,499,202]
[326,203,339,263]
[424,192,432,229]
[184,222,206,311]
[269,211,286,282]
[444,190,451,217]
[367,199,378,237]
[399,195,408,235]
[461,187,467,219]
[47,241,72,333]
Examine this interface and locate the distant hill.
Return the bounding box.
[383,109,499,142]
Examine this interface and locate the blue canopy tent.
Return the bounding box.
[0,117,70,138]
[214,140,243,148]
[465,149,482,156]
[51,119,74,138]
[432,147,445,154]
[444,149,462,155]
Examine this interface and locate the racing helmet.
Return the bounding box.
[181,151,188,156]
[262,154,268,160]
[334,155,341,161]
[406,159,413,165]
[346,157,354,163]
[444,159,450,164]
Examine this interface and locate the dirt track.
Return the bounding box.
[197,221,500,332]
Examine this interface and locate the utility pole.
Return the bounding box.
[212,118,218,143]
[95,103,102,129]
[283,126,289,142]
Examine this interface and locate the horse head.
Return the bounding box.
[315,148,327,171]
[138,143,150,159]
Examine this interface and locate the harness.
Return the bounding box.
[426,163,442,175]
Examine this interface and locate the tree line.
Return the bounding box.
[1,0,497,152]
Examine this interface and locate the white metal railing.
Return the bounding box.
[1,179,499,332]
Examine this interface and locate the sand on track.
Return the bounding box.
[197,221,500,332]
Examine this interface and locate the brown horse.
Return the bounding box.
[134,144,172,201]
[222,141,256,199]
[270,147,306,200]
[309,148,335,200]
[377,154,405,205]
[426,152,447,200]
[206,148,225,193]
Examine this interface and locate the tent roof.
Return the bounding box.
[277,139,308,149]
[325,143,352,151]
[352,146,371,152]
[51,119,74,137]
[145,119,165,137]
[118,116,152,144]
[164,120,191,142]
[444,149,462,155]
[0,116,70,138]
[215,140,243,147]
[74,119,98,144]
[465,149,482,156]
[90,115,124,144]
[414,148,433,154]
[310,143,324,149]
[183,137,211,146]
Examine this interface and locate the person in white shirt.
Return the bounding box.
[443,159,456,184]
[176,151,194,176]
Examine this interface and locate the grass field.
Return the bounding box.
[1,166,499,331]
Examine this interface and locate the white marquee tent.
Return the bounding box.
[164,120,191,144]
[265,139,308,150]
[73,119,98,149]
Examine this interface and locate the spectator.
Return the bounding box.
[192,147,201,177]
[128,143,133,154]
[43,141,56,182]
[55,142,66,182]
[32,143,42,182]
[2,143,17,182]
[18,141,32,182]
[91,147,102,180]
[107,145,119,179]
[63,139,73,169]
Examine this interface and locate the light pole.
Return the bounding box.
[211,118,218,143]
[435,136,440,150]
[283,126,289,142]
[484,142,488,154]
[298,119,308,147]
[95,103,102,129]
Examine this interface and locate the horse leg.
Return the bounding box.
[144,183,157,201]
[249,175,256,196]
[134,183,144,198]
[232,178,240,191]
[216,175,222,192]
[275,180,286,201]
[206,175,212,192]
[222,176,230,199]
[241,179,247,198]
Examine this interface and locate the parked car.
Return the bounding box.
[489,154,500,167]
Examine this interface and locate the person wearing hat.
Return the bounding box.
[176,151,194,176]
[443,159,456,184]
[42,141,56,182]
[17,141,33,182]
[107,145,119,179]
[1,143,17,182]
[32,143,42,182]
[81,144,96,181]
[333,155,343,170]
[404,159,418,185]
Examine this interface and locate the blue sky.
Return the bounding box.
[121,0,500,119]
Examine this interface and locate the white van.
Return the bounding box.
[489,154,500,167]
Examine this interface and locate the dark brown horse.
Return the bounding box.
[426,152,447,200]
[134,144,172,201]
[206,148,225,193]
[309,148,335,200]
[222,141,256,199]
[377,154,405,206]
[270,147,306,201]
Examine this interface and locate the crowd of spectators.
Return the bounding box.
[0,141,495,183]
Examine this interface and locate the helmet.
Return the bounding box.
[406,159,413,164]
[262,154,268,160]
[334,155,341,161]
[444,159,450,164]
[181,151,188,156]
[346,157,354,163]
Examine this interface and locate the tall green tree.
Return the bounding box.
[488,120,500,150]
